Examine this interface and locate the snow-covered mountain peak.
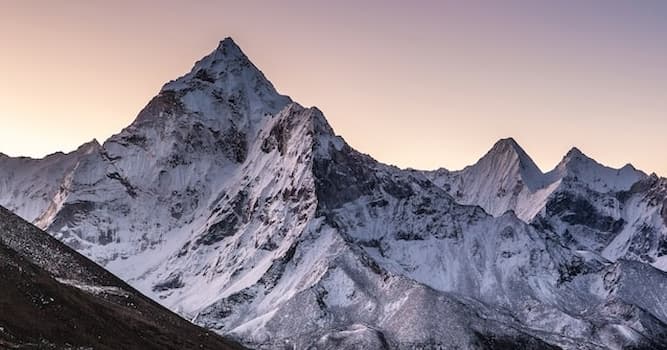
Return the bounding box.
[490,137,521,152]
[162,36,285,93]
[555,146,601,173]
[559,147,603,171]
[470,137,545,191]
[189,37,251,75]
[482,138,536,167]
[564,146,584,158]
[127,38,291,136]
[424,138,650,223]
[422,138,552,218]
[548,146,646,192]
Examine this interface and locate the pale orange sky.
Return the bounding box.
[1,1,666,175]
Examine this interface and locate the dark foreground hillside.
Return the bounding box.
[0,206,244,350]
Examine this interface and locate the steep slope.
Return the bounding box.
[0,140,101,224]
[424,140,667,271]
[307,134,667,350]
[546,148,645,193]
[424,138,555,219]
[0,206,243,350]
[2,38,667,349]
[534,151,666,269]
[424,140,646,222]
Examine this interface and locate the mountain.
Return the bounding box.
[424,138,552,220]
[423,140,667,271]
[2,37,667,349]
[0,205,243,350]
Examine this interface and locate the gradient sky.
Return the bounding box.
[1,1,666,175]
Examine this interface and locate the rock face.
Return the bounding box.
[2,38,667,349]
[0,206,243,350]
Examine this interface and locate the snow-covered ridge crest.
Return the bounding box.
[425,138,647,220]
[546,146,646,193]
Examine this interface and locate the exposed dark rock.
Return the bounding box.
[413,199,435,216]
[98,229,116,245]
[219,127,248,163]
[194,69,216,83]
[368,198,389,208]
[382,178,414,200]
[197,213,240,246]
[560,229,576,247]
[557,256,586,285]
[282,187,312,203]
[530,216,555,232]
[314,145,379,211]
[501,251,516,259]
[396,230,425,241]
[48,201,96,234]
[261,118,291,155]
[176,241,191,258]
[500,226,515,240]
[196,190,249,246]
[120,134,148,148]
[200,290,256,322]
[170,202,184,219]
[258,238,279,251]
[629,225,657,257]
[153,273,185,292]
[100,149,123,162]
[617,175,659,203]
[315,287,329,310]
[258,242,299,290]
[168,152,190,167]
[107,172,138,198]
[358,251,386,276]
[133,90,185,125]
[658,236,667,257]
[546,192,625,233]
[472,331,562,350]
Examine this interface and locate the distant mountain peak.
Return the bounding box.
[562,146,594,164]
[487,137,519,156]
[486,138,532,162]
[476,137,545,189]
[494,137,520,148]
[549,146,646,192]
[557,147,612,174]
[561,148,639,177]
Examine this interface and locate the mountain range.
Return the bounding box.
[1,37,667,349]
